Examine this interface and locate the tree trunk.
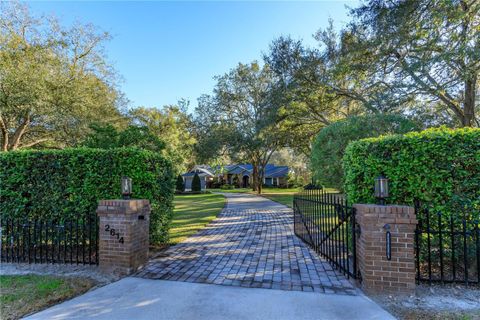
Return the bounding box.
[257,163,265,195]
[257,173,263,195]
[0,116,8,151]
[257,183,262,194]
[463,75,477,127]
[252,165,258,192]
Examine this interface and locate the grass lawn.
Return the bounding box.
[0,274,95,320]
[257,188,300,207]
[168,193,225,245]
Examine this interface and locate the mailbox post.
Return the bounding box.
[96,199,150,275]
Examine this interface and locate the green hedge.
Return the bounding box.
[343,127,480,216]
[0,148,175,243]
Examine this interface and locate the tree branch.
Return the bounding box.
[18,138,52,149]
[10,113,31,150]
[0,114,8,151]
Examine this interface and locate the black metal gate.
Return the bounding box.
[0,216,99,265]
[293,186,358,279]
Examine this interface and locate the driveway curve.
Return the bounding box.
[136,193,355,294]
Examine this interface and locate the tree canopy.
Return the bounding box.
[194,62,284,193]
[311,114,421,190]
[2,0,478,192]
[348,0,480,127]
[0,2,125,151]
[261,1,479,158]
[128,104,196,173]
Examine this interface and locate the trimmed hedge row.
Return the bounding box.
[343,127,480,215]
[0,148,175,243]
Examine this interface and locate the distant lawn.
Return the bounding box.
[255,188,301,208]
[210,187,301,208]
[209,187,339,208]
[208,188,250,193]
[169,193,225,245]
[0,275,95,320]
[258,187,339,208]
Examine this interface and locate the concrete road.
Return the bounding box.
[26,277,395,320]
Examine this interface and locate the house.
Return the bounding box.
[181,166,215,191]
[181,164,289,190]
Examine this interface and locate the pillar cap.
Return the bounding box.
[97,199,150,215]
[353,203,417,224]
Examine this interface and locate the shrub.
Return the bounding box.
[212,181,222,188]
[311,114,420,190]
[220,184,234,190]
[288,172,306,188]
[232,176,240,187]
[191,173,202,191]
[343,127,480,217]
[176,174,185,192]
[0,148,175,243]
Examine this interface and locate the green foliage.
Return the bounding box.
[191,173,201,192]
[82,124,165,152]
[349,0,480,127]
[343,127,480,217]
[220,184,234,190]
[0,2,125,151]
[0,148,175,243]
[176,174,185,192]
[271,149,311,186]
[311,114,420,190]
[287,172,305,188]
[129,105,196,174]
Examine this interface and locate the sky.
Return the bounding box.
[28,1,359,112]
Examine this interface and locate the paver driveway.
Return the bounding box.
[136,193,355,294]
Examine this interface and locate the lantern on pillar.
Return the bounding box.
[374,174,389,205]
[121,176,132,200]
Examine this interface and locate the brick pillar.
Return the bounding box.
[97,200,150,275]
[354,204,417,295]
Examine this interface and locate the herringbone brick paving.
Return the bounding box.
[136,193,356,294]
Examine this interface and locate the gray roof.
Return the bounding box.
[182,166,214,177]
[182,164,289,179]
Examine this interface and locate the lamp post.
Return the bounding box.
[121,176,132,200]
[374,174,389,205]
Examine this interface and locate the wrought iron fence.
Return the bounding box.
[293,186,358,279]
[0,216,99,265]
[415,203,479,285]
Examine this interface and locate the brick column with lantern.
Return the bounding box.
[96,177,151,275]
[354,175,417,295]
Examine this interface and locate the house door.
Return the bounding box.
[242,175,249,188]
